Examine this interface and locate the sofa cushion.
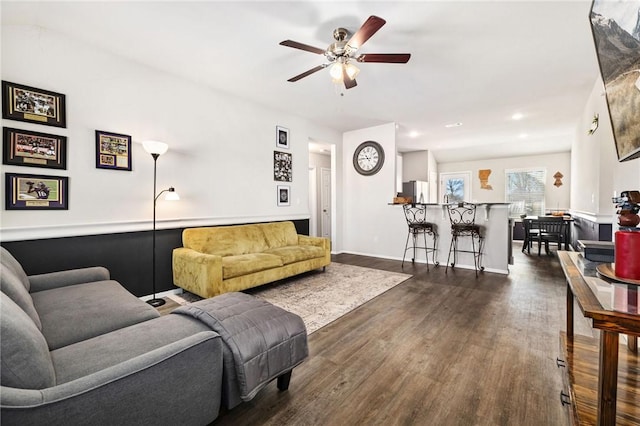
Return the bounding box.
[31,280,160,350]
[0,264,42,330]
[1,246,30,291]
[183,225,270,256]
[50,314,212,384]
[222,253,283,279]
[0,293,55,389]
[258,221,299,249]
[263,245,326,265]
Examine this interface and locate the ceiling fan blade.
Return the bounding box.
[279,40,326,55]
[287,65,326,82]
[356,53,411,63]
[343,66,357,89]
[347,15,386,50]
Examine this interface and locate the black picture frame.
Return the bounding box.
[276,125,289,149]
[5,172,68,210]
[277,185,290,206]
[2,127,67,170]
[274,151,292,182]
[95,130,132,171]
[1,81,66,128]
[589,0,640,162]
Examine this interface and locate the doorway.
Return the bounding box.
[440,171,471,202]
[308,141,333,242]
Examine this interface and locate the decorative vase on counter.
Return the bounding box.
[615,231,640,280]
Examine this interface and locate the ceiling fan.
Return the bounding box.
[280,15,411,90]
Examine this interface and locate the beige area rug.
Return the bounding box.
[167,263,411,334]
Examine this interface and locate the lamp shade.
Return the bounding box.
[164,188,180,201]
[142,140,169,156]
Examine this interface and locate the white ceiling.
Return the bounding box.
[2,1,601,162]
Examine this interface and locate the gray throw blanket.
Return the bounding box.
[172,292,308,402]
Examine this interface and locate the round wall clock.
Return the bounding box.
[353,141,385,176]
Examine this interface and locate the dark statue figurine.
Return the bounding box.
[613,190,640,227]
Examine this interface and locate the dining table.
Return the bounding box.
[521,215,573,253]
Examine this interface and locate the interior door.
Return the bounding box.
[308,167,317,236]
[320,167,331,239]
[440,171,471,202]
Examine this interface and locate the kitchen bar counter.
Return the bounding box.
[391,203,511,274]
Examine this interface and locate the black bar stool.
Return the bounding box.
[402,204,438,270]
[445,202,484,277]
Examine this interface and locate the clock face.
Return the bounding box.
[353,141,385,176]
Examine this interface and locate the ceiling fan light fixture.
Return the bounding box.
[329,62,360,83]
[329,63,344,81]
[345,63,360,79]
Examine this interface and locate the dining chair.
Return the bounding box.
[536,216,566,256]
[521,217,540,254]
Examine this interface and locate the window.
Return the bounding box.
[505,168,546,218]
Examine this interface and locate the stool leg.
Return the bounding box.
[446,234,455,273]
[471,233,478,277]
[412,231,417,263]
[422,230,429,271]
[432,232,439,266]
[402,231,411,267]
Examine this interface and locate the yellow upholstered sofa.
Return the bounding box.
[173,221,331,298]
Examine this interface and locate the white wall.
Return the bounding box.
[1,24,341,241]
[571,77,640,224]
[438,153,572,210]
[403,151,430,181]
[341,123,403,257]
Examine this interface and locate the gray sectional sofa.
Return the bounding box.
[0,246,308,425]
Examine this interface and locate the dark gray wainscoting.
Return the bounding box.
[2,219,309,297]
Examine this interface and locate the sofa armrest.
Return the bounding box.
[298,235,330,251]
[0,332,223,426]
[173,247,223,298]
[28,267,110,293]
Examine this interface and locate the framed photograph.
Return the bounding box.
[589,0,640,161]
[3,127,67,169]
[2,81,66,128]
[95,130,132,171]
[276,125,289,149]
[277,185,290,207]
[274,151,292,182]
[5,172,68,210]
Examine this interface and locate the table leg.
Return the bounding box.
[567,282,574,339]
[628,286,638,352]
[597,331,619,426]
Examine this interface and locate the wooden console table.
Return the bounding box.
[558,251,639,425]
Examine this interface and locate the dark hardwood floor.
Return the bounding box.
[212,244,595,426]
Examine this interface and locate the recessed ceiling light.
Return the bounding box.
[512,113,524,120]
[519,133,528,138]
[409,131,419,138]
[444,122,463,128]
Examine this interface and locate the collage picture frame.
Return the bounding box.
[274,151,292,182]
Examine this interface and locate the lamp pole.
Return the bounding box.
[148,153,165,307]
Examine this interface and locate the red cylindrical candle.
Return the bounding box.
[614,231,640,280]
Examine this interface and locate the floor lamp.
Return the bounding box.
[143,140,179,308]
